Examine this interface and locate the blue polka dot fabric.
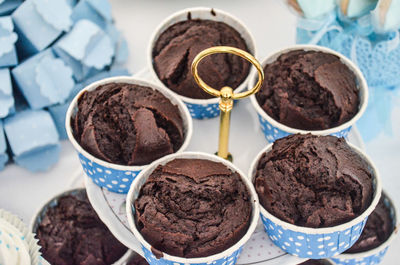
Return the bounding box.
[78,153,140,194]
[260,214,367,259]
[186,102,220,119]
[257,114,353,142]
[141,245,243,265]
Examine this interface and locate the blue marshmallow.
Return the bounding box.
[0,120,8,170]
[53,19,114,82]
[71,0,112,28]
[12,0,72,56]
[12,49,75,109]
[0,0,23,16]
[0,16,18,67]
[4,109,60,172]
[0,68,14,118]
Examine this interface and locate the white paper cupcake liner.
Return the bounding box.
[248,141,382,259]
[126,151,260,265]
[65,77,193,194]
[0,209,41,265]
[147,7,257,119]
[248,44,368,142]
[30,188,131,265]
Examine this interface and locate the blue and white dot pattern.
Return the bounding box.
[260,214,368,259]
[185,102,220,119]
[141,245,243,265]
[258,114,353,142]
[78,153,140,194]
[331,248,388,265]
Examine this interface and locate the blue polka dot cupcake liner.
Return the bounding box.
[147,7,257,120]
[331,191,399,265]
[29,188,133,265]
[0,209,41,265]
[125,152,260,265]
[248,142,382,259]
[66,77,193,194]
[248,44,368,143]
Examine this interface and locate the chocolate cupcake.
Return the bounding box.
[35,189,127,265]
[254,134,373,228]
[134,158,252,258]
[345,195,393,253]
[72,82,184,166]
[332,191,397,264]
[152,19,250,100]
[249,45,368,142]
[256,50,359,130]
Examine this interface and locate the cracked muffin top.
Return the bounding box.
[254,134,373,228]
[153,19,250,99]
[36,190,127,265]
[134,158,252,258]
[256,50,359,130]
[72,83,184,166]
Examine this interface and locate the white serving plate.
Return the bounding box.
[83,69,365,265]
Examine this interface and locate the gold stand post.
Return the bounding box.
[191,46,264,160]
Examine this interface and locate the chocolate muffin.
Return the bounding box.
[134,159,252,258]
[254,134,373,228]
[73,83,184,165]
[297,260,331,265]
[256,50,359,130]
[36,190,127,265]
[127,253,149,265]
[345,196,393,253]
[153,19,250,99]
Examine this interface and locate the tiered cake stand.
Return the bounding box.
[77,69,365,265]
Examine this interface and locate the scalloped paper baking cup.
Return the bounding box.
[148,7,257,119]
[248,142,382,259]
[331,191,398,265]
[0,209,41,265]
[126,152,260,265]
[249,44,368,142]
[66,77,193,194]
[30,188,132,265]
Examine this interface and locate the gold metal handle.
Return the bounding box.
[191,46,264,160]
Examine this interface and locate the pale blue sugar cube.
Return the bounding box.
[0,0,23,16]
[71,0,112,28]
[66,0,77,7]
[12,0,72,56]
[0,120,9,170]
[0,68,14,118]
[53,19,114,82]
[0,16,18,67]
[106,24,129,65]
[48,102,70,140]
[4,109,60,172]
[12,49,75,109]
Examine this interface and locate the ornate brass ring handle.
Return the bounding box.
[191,46,265,160]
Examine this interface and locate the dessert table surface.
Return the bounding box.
[0,0,399,264]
